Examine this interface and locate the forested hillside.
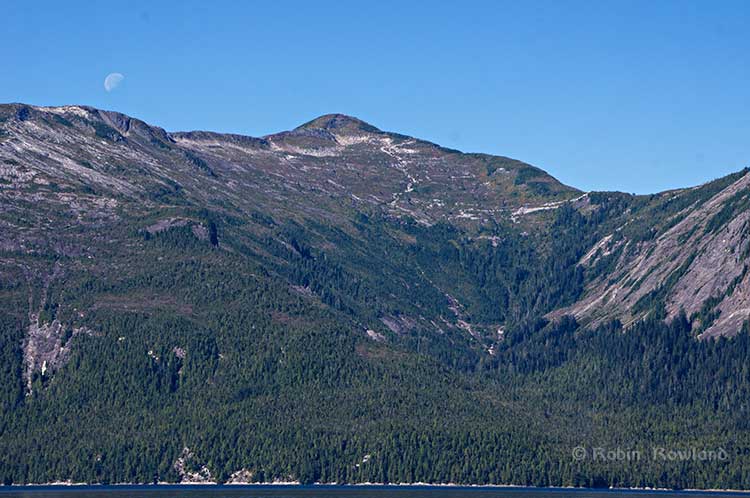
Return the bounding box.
[1,104,750,488]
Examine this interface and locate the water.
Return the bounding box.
[0,486,746,498]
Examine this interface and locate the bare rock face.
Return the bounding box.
[225,469,254,484]
[380,315,417,335]
[22,315,93,393]
[173,447,214,484]
[559,171,750,337]
[365,329,386,342]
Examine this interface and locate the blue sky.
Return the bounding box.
[3,1,749,194]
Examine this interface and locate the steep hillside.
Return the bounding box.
[2,103,750,489]
[558,169,750,337]
[0,103,586,375]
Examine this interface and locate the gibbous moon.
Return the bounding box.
[104,73,125,92]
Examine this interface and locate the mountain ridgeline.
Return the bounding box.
[1,104,750,488]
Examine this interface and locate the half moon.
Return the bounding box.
[104,73,125,92]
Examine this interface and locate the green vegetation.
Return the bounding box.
[1,203,749,489]
[2,105,750,489]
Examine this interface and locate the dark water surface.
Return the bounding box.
[0,486,748,498]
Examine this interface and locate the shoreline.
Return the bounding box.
[3,483,750,494]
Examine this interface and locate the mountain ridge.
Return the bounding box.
[2,102,750,488]
[0,103,578,188]
[10,102,738,196]
[2,103,749,338]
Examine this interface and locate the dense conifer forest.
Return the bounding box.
[2,204,750,488]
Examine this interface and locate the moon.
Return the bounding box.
[104,73,125,92]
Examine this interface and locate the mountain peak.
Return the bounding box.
[295,114,381,134]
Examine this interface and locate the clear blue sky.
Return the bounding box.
[3,1,749,194]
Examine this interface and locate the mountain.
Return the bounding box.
[1,103,750,488]
[553,171,750,337]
